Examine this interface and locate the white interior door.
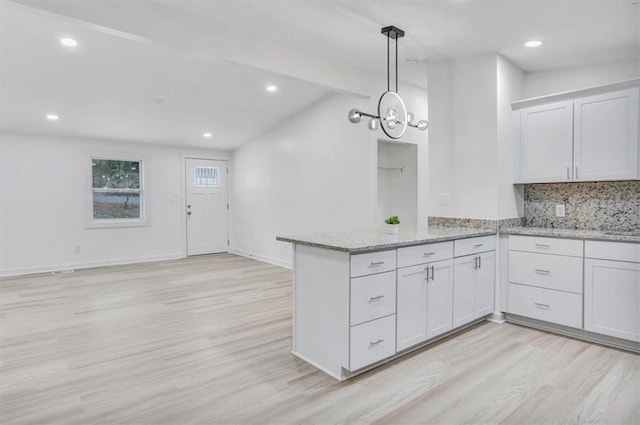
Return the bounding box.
[186,158,228,256]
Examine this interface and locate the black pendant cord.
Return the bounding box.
[387,35,390,92]
[395,36,398,93]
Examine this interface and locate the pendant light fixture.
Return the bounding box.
[348,26,428,139]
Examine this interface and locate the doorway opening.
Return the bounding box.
[377,141,418,232]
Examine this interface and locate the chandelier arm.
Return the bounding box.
[359,111,380,119]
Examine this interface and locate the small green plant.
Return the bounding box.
[385,215,400,225]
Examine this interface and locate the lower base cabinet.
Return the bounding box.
[508,283,582,329]
[349,314,396,371]
[584,259,640,342]
[453,251,495,328]
[396,264,428,351]
[426,259,454,339]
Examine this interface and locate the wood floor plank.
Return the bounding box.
[1,254,638,424]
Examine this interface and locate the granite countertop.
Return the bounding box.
[276,226,496,254]
[500,227,640,243]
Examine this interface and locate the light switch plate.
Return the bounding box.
[438,193,451,206]
[555,204,565,217]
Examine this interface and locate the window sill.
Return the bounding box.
[86,220,149,230]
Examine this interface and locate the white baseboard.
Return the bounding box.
[230,248,292,269]
[0,253,184,278]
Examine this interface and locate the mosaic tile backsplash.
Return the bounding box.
[524,181,640,231]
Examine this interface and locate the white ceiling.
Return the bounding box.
[2,0,639,149]
[0,3,333,150]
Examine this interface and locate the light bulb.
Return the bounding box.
[368,118,379,131]
[386,107,398,120]
[407,112,415,123]
[416,120,429,131]
[348,109,362,124]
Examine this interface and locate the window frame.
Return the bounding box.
[87,156,148,229]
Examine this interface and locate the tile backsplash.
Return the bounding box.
[524,181,640,231]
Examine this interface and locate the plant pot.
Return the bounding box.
[384,223,399,235]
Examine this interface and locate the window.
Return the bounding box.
[194,166,219,187]
[91,159,143,221]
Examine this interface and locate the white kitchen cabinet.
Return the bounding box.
[584,254,640,342]
[453,255,475,328]
[514,83,640,183]
[507,235,584,329]
[474,251,496,317]
[574,89,639,181]
[453,251,495,328]
[426,259,454,339]
[396,264,428,351]
[519,100,574,183]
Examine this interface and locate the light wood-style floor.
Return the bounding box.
[1,254,638,425]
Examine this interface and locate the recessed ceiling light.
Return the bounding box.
[203,132,212,138]
[60,38,78,47]
[525,40,543,48]
[266,85,278,92]
[46,114,59,121]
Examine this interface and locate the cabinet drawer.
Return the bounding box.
[454,236,496,258]
[508,283,582,329]
[509,251,583,294]
[349,314,396,371]
[585,241,640,263]
[509,235,583,257]
[350,271,396,326]
[350,250,396,278]
[397,241,453,268]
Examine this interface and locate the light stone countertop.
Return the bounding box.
[276,226,496,254]
[500,227,640,243]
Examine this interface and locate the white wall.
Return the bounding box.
[229,93,373,267]
[0,132,229,276]
[497,56,524,219]
[428,55,499,219]
[230,87,428,268]
[523,58,639,98]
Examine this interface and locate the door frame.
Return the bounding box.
[181,156,230,257]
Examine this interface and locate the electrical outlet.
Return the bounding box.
[555,204,565,217]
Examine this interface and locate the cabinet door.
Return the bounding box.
[519,100,574,183]
[427,259,454,339]
[396,264,428,351]
[453,255,475,328]
[475,251,495,318]
[584,259,640,342]
[574,89,639,181]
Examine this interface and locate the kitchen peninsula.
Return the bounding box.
[277,227,497,381]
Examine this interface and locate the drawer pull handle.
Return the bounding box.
[369,339,384,346]
[369,261,385,267]
[474,243,484,248]
[534,269,551,274]
[535,244,551,249]
[423,252,435,257]
[369,295,385,302]
[534,302,550,309]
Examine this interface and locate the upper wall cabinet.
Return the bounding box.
[520,100,574,183]
[574,89,639,181]
[513,81,640,184]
